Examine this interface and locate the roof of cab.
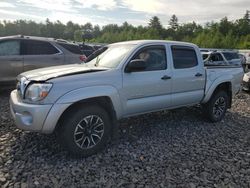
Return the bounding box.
[110,40,198,48]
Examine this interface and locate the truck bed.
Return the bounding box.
[202,66,243,103]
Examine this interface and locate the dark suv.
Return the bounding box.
[0,35,85,84]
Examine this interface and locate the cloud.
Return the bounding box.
[49,11,91,24]
[121,0,249,23]
[17,0,118,12]
[0,9,43,19]
[0,0,119,26]
[17,0,76,12]
[0,2,16,8]
[0,0,248,26]
[121,0,165,14]
[74,0,117,11]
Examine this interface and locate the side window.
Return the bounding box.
[202,54,209,60]
[223,52,239,60]
[171,46,198,69]
[0,40,20,56]
[57,43,82,54]
[210,54,215,61]
[80,44,95,56]
[217,54,224,61]
[131,46,167,71]
[22,40,59,55]
[210,53,223,62]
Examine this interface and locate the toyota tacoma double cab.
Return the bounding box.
[10,40,243,157]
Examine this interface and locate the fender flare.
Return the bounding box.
[202,75,232,103]
[55,85,123,119]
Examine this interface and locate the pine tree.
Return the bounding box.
[148,16,163,38]
[169,15,179,30]
[243,10,250,22]
[148,16,163,30]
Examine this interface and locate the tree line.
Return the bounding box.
[0,11,249,49]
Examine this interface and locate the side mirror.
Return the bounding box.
[125,59,146,73]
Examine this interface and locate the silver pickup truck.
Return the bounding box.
[10,40,243,157]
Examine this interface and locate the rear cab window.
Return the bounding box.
[21,40,60,55]
[171,45,198,69]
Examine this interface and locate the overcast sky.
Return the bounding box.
[0,0,249,27]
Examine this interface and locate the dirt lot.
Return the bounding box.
[0,89,250,188]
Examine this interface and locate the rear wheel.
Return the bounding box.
[57,104,112,157]
[203,90,229,122]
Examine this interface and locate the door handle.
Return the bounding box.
[161,75,171,80]
[195,73,203,77]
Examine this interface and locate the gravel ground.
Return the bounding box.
[0,89,250,188]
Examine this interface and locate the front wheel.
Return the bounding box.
[57,104,112,157]
[203,90,229,122]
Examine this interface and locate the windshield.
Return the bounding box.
[87,44,134,68]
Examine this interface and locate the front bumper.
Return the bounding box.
[10,90,52,132]
[10,90,72,134]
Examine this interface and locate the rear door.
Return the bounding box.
[170,45,205,107]
[21,39,64,71]
[121,45,172,116]
[0,39,23,83]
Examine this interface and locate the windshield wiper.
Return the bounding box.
[95,56,100,67]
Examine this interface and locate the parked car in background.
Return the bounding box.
[243,72,250,91]
[239,53,247,64]
[239,50,250,72]
[204,51,241,66]
[91,44,106,51]
[0,35,85,85]
[201,51,210,60]
[10,40,243,157]
[238,53,248,72]
[78,43,106,57]
[239,50,250,64]
[78,43,95,57]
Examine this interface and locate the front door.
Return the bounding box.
[121,45,172,116]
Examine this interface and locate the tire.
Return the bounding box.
[203,90,229,122]
[57,104,112,157]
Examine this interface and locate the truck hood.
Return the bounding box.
[18,64,108,81]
